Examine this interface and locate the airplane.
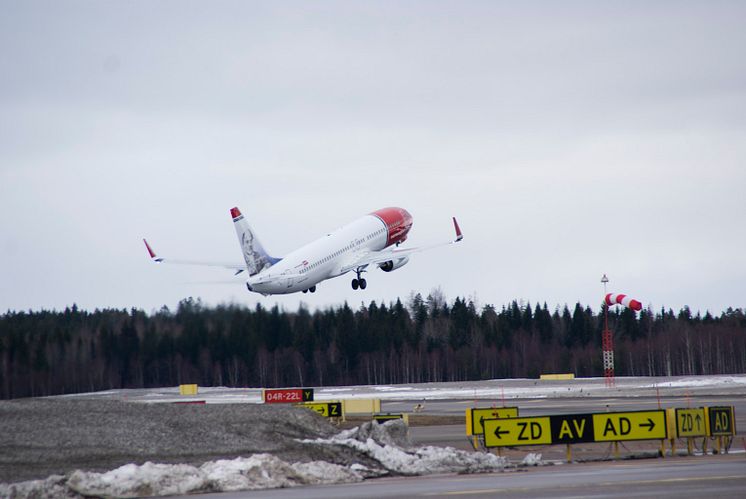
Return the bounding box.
[143,207,463,296]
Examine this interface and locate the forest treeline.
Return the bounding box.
[1,294,745,399]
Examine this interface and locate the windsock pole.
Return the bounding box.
[601,274,615,388]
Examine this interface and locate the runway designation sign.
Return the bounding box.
[264,388,314,404]
[470,407,519,435]
[675,408,706,437]
[592,410,667,442]
[483,416,552,447]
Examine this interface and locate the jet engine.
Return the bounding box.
[378,256,410,272]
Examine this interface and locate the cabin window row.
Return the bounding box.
[302,228,387,272]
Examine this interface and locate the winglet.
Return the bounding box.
[143,239,163,262]
[230,207,242,219]
[453,217,463,242]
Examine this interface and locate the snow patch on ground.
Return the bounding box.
[301,421,507,476]
[57,375,746,405]
[0,421,504,498]
[521,453,543,466]
[643,376,746,389]
[1,455,365,499]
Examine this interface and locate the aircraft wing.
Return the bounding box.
[143,239,248,275]
[339,217,463,274]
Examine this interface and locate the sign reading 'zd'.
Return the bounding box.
[483,416,552,447]
[675,408,707,438]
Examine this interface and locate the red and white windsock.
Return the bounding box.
[605,293,642,311]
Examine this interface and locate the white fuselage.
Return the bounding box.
[247,215,389,294]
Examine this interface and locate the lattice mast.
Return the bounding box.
[601,274,615,387]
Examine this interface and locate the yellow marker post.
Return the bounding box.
[179,384,198,395]
[539,373,575,380]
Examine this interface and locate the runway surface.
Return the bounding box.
[180,455,746,499]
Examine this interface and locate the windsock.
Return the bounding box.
[605,293,642,311]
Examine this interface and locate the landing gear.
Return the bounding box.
[303,286,317,294]
[351,268,367,290]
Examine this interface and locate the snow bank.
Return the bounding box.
[521,453,543,466]
[0,475,72,499]
[301,420,507,475]
[642,376,746,389]
[1,455,364,499]
[0,421,504,498]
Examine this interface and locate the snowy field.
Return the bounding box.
[57,374,746,404]
[3,375,744,498]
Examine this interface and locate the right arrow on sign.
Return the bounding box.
[494,426,509,439]
[639,418,655,431]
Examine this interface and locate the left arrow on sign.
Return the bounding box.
[494,426,509,438]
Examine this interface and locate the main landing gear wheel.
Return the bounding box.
[352,267,368,290]
[309,286,316,293]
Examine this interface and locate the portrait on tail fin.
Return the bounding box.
[231,207,280,276]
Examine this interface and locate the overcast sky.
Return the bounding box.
[2,1,745,315]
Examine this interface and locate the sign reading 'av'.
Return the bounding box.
[550,414,595,443]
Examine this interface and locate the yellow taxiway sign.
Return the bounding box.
[593,410,667,441]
